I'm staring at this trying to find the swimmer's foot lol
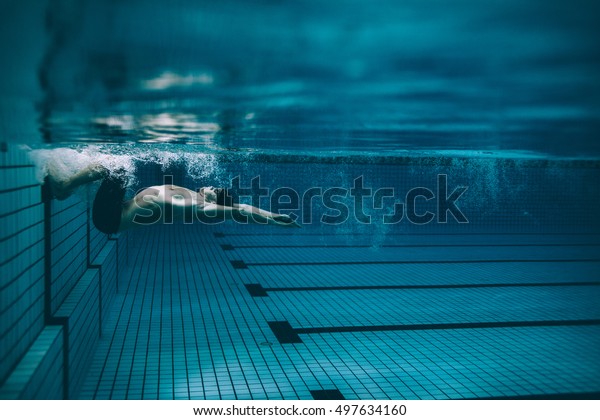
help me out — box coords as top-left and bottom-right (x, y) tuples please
(271, 214), (301, 228)
(44, 160), (69, 200)
(45, 175), (71, 200)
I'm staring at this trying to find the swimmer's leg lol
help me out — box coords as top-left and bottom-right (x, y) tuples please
(47, 163), (108, 200)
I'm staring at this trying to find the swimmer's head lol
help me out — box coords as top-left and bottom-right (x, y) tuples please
(215, 188), (233, 207)
(198, 187), (232, 206)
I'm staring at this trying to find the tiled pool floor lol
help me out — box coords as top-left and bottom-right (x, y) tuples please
(79, 225), (600, 399)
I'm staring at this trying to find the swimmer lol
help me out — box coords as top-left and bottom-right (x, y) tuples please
(44, 162), (300, 234)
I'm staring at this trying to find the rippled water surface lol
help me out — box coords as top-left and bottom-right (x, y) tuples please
(6, 0), (600, 157)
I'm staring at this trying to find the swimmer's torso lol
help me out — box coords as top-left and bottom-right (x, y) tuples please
(149, 185), (215, 208)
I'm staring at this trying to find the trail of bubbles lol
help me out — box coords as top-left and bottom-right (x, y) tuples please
(26, 144), (223, 186)
(27, 145), (137, 185)
(182, 152), (222, 181)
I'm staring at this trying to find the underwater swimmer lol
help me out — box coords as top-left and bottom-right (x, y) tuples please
(44, 163), (300, 234)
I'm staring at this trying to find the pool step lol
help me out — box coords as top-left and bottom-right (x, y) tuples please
(0, 326), (63, 399)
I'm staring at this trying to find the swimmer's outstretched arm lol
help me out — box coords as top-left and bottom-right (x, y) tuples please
(199, 203), (300, 227)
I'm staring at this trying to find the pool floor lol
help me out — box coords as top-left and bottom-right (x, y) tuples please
(79, 225), (600, 399)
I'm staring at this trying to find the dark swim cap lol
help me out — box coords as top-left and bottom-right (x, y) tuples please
(215, 188), (233, 207)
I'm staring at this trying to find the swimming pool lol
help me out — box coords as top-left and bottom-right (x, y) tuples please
(1, 0), (600, 400)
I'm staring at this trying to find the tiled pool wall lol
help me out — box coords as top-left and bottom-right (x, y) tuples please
(1, 145), (599, 399)
(0, 143), (128, 399)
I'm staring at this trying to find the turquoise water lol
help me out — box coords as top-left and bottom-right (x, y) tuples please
(1, 0), (600, 400)
(31, 0), (600, 157)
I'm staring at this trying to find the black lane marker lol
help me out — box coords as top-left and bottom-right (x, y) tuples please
(245, 284), (268, 297)
(220, 244), (234, 251)
(230, 243), (600, 249)
(231, 260), (248, 269)
(245, 281), (600, 297)
(311, 389), (345, 400)
(268, 321), (303, 344)
(213, 232), (600, 237)
(244, 259), (600, 267)
(268, 319), (600, 344)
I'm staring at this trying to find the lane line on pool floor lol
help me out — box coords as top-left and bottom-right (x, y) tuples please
(213, 231), (600, 238)
(220, 243), (600, 250)
(267, 320), (600, 344)
(243, 281), (600, 297)
(229, 258), (600, 269)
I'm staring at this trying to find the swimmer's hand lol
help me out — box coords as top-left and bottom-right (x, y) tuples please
(270, 214), (301, 228)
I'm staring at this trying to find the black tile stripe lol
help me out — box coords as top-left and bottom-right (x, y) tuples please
(49, 201), (81, 218)
(231, 243), (600, 249)
(213, 232), (600, 237)
(0, 237), (44, 268)
(0, 270), (44, 318)
(0, 202), (42, 219)
(245, 259), (600, 267)
(230, 260), (248, 269)
(50, 207), (86, 234)
(42, 196), (70, 399)
(311, 389), (346, 400)
(269, 319), (600, 344)
(0, 164), (35, 169)
(245, 284), (269, 297)
(296, 319), (600, 335)
(50, 220), (86, 252)
(89, 261), (103, 338)
(0, 256), (45, 292)
(268, 321), (302, 344)
(112, 237), (120, 293)
(0, 183), (39, 194)
(245, 281), (600, 297)
(43, 197), (52, 323)
(0, 290), (43, 338)
(0, 218), (44, 244)
(220, 244), (234, 251)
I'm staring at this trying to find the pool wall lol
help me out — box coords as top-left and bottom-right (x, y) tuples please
(0, 144), (126, 399)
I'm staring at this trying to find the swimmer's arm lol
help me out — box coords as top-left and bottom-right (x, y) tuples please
(198, 203), (300, 227)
